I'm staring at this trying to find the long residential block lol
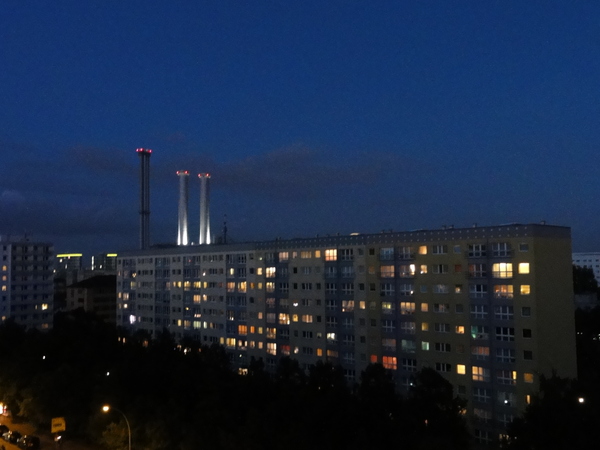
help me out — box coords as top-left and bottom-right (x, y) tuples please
(116, 223), (576, 443)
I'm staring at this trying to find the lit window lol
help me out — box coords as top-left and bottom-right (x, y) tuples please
(457, 364), (466, 375)
(455, 325), (465, 334)
(421, 322), (429, 331)
(400, 302), (415, 314)
(421, 303), (429, 312)
(520, 285), (531, 295)
(381, 302), (394, 314)
(494, 285), (514, 299)
(265, 267), (276, 278)
(382, 356), (397, 370)
(524, 373), (534, 383)
(418, 245), (427, 255)
(380, 265), (395, 278)
(518, 263), (530, 274)
(472, 366), (490, 382)
(472, 346), (490, 360)
(421, 341), (430, 351)
(492, 263), (513, 278)
(278, 313), (290, 325)
(399, 264), (415, 277)
(325, 249), (337, 261)
(497, 370), (517, 385)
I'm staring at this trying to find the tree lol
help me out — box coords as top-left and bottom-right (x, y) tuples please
(507, 374), (600, 449)
(405, 368), (470, 450)
(573, 265), (598, 294)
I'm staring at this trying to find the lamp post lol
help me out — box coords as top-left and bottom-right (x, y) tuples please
(102, 405), (131, 450)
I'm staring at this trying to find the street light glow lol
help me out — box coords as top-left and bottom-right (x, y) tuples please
(101, 404), (131, 450)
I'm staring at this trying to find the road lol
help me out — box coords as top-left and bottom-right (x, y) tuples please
(0, 415), (99, 450)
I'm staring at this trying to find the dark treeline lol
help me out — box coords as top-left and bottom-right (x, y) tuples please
(504, 305), (600, 449)
(0, 309), (470, 450)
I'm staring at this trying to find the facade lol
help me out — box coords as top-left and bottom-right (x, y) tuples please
(92, 252), (118, 271)
(66, 275), (117, 323)
(1, 236), (54, 329)
(116, 223), (577, 443)
(572, 252), (600, 282)
(55, 253), (83, 271)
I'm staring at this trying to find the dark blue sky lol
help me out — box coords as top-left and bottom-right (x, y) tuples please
(1, 1), (599, 260)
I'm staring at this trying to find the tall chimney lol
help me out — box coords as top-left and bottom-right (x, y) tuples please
(198, 173), (211, 245)
(177, 170), (189, 246)
(136, 148), (152, 250)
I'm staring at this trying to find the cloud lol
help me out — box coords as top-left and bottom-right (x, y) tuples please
(0, 189), (26, 205)
(213, 144), (406, 201)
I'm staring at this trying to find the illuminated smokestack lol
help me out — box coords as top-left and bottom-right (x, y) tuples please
(136, 148), (152, 250)
(177, 171), (189, 246)
(198, 173), (211, 245)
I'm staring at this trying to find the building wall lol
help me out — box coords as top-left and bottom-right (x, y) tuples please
(66, 275), (117, 323)
(1, 239), (54, 330)
(572, 252), (600, 282)
(116, 224), (576, 441)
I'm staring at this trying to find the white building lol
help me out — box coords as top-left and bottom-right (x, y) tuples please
(572, 252), (600, 281)
(1, 236), (54, 329)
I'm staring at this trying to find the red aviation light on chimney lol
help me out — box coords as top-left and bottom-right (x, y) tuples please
(177, 170), (189, 175)
(136, 148), (152, 153)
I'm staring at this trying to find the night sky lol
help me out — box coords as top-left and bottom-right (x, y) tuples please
(1, 1), (599, 261)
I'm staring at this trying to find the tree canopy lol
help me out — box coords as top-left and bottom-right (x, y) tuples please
(0, 310), (471, 450)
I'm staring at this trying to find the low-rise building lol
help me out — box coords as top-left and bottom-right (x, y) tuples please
(66, 275), (117, 323)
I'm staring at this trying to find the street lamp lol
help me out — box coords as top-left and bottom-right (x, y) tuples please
(102, 404), (131, 450)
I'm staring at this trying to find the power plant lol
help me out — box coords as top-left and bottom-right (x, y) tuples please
(136, 149), (212, 248)
(176, 170), (189, 246)
(136, 148), (152, 250)
(198, 173), (211, 245)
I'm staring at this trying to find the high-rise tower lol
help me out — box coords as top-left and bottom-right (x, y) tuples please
(137, 148), (152, 250)
(177, 171), (189, 246)
(198, 173), (211, 245)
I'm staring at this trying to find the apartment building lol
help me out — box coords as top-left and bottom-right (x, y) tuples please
(116, 223), (576, 443)
(0, 236), (54, 329)
(66, 274), (117, 324)
(572, 252), (600, 282)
